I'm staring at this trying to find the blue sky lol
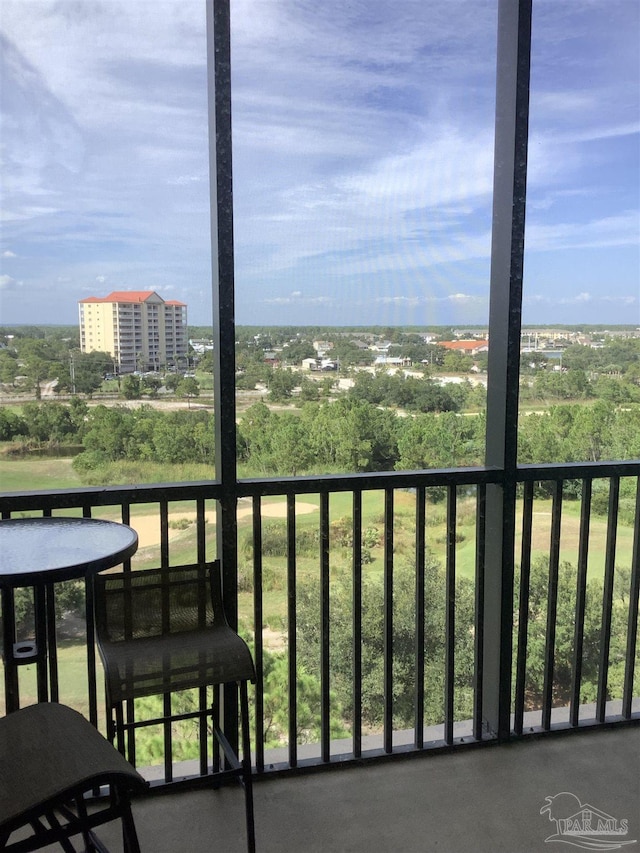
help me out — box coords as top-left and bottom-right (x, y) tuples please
(1, 0), (638, 328)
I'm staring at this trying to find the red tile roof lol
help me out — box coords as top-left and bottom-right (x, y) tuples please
(439, 340), (487, 351)
(79, 291), (186, 306)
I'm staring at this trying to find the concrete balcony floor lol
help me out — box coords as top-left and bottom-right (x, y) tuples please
(89, 724), (638, 853)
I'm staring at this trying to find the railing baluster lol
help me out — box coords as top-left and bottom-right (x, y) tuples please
(414, 486), (426, 749)
(622, 477), (640, 719)
(445, 485), (456, 745)
(542, 480), (563, 731)
(597, 476), (620, 723)
(196, 498), (206, 564)
(252, 496), (265, 772)
(286, 494), (297, 768)
(570, 479), (592, 727)
(160, 500), (169, 569)
(320, 492), (330, 762)
(474, 484), (486, 741)
(383, 488), (394, 754)
(514, 481), (534, 735)
(352, 490), (362, 759)
(1, 587), (19, 713)
(473, 485), (487, 740)
(196, 497), (208, 777)
(120, 503), (135, 761)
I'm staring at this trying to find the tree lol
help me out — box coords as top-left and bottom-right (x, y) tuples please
(57, 350), (110, 396)
(20, 402), (76, 444)
(0, 350), (19, 386)
(0, 408), (28, 440)
(259, 651), (348, 747)
(298, 376), (320, 402)
(150, 411), (214, 464)
(267, 368), (297, 402)
(177, 377), (200, 408)
(18, 338), (65, 399)
(396, 411), (483, 470)
(141, 374), (162, 398)
(237, 402), (273, 473)
(301, 398), (399, 472)
(121, 375), (142, 400)
(515, 557), (606, 709)
(442, 350), (473, 373)
(196, 349), (215, 373)
(281, 340), (316, 364)
(68, 397), (89, 440)
(164, 373), (182, 393)
(81, 405), (136, 460)
(296, 557), (476, 728)
(265, 414), (314, 476)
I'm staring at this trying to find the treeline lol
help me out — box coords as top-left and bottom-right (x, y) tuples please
(0, 402), (215, 468)
(522, 367), (640, 404)
(1, 398), (639, 480)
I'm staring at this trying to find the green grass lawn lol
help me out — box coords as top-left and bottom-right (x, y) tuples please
(0, 641), (107, 726)
(0, 456), (83, 493)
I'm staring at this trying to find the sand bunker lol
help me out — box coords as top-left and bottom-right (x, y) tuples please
(131, 501), (318, 549)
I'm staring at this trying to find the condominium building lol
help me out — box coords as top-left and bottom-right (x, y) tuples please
(79, 290), (188, 373)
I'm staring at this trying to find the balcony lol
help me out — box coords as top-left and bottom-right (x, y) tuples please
(28, 722), (633, 852)
(1, 468), (638, 849)
(1, 0), (638, 849)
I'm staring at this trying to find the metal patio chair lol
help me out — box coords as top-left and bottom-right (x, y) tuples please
(93, 561), (256, 853)
(0, 702), (147, 853)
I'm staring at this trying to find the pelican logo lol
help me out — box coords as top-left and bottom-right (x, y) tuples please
(541, 792), (636, 849)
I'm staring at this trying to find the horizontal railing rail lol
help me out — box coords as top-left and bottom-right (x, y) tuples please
(1, 458), (638, 784)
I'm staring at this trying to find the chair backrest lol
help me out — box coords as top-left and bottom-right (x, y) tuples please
(94, 561), (227, 644)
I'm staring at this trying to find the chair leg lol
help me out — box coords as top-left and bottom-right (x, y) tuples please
(212, 684), (220, 773)
(120, 796), (142, 853)
(239, 680), (256, 853)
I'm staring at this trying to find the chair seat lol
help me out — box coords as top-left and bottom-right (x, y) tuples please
(0, 702), (147, 846)
(100, 623), (256, 704)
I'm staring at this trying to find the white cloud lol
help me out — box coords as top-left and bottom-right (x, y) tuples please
(263, 294), (333, 305)
(375, 292), (485, 306)
(2, 250), (17, 258)
(167, 175), (203, 186)
(525, 291), (638, 307)
(0, 274), (17, 289)
(527, 212), (640, 253)
(601, 295), (637, 305)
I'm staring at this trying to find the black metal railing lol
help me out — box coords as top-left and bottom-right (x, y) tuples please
(1, 460), (638, 783)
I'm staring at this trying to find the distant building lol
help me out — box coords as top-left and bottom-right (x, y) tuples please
(189, 338), (214, 355)
(313, 340), (334, 356)
(302, 357), (337, 371)
(373, 355), (410, 366)
(439, 340), (488, 356)
(79, 290), (187, 373)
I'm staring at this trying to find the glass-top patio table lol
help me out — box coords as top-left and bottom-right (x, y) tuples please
(0, 517), (138, 714)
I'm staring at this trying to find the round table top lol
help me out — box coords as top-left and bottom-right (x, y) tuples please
(0, 517), (138, 587)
